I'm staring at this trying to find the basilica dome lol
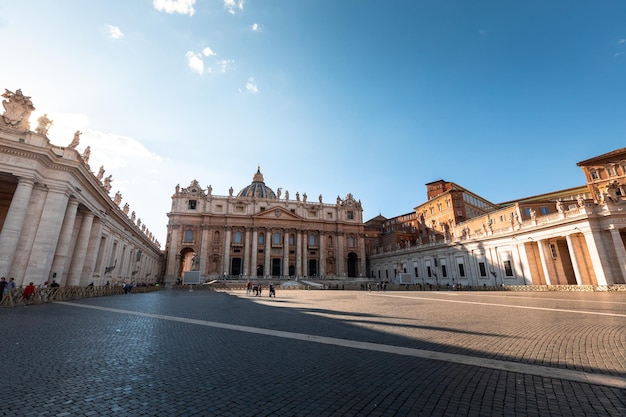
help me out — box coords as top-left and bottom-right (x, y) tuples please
(237, 167), (277, 199)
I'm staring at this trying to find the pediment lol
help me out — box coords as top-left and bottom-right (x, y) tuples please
(253, 206), (302, 220)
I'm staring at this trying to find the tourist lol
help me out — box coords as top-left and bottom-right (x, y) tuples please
(22, 282), (36, 306)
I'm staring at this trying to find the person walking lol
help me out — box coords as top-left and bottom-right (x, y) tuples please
(22, 282), (36, 306)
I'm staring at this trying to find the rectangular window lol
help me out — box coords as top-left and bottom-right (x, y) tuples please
(608, 166), (616, 176)
(478, 262), (487, 277)
(524, 207), (531, 217)
(590, 171), (599, 180)
(503, 260), (513, 277)
(347, 211), (354, 220)
(549, 243), (557, 258)
(458, 263), (465, 277)
(188, 200), (197, 209)
(540, 207), (549, 215)
(235, 206), (244, 213)
(441, 264), (447, 278)
(427, 266), (432, 278)
(414, 266), (419, 278)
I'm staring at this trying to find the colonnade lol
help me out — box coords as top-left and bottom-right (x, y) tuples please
(0, 176), (160, 287)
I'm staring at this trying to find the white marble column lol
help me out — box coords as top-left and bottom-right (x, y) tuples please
(302, 232), (308, 277)
(24, 190), (71, 285)
(81, 218), (104, 286)
(67, 212), (95, 286)
(536, 240), (551, 285)
(49, 198), (80, 285)
(0, 177), (35, 278)
(565, 234), (584, 285)
(222, 227), (232, 276)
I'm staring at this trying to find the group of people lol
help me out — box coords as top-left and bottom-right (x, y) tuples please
(246, 281), (276, 297)
(0, 278), (60, 306)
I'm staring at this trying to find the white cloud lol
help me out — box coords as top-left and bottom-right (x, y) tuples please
(224, 0), (244, 15)
(106, 24), (124, 39)
(185, 51), (204, 74)
(618, 39), (626, 44)
(202, 47), (216, 57)
(29, 111), (173, 246)
(251, 23), (261, 32)
(153, 0), (196, 16)
(245, 77), (258, 93)
(207, 59), (234, 73)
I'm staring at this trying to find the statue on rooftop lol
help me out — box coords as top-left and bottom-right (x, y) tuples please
(1, 88), (35, 130)
(96, 166), (105, 180)
(69, 130), (81, 149)
(35, 114), (53, 136)
(82, 146), (91, 164)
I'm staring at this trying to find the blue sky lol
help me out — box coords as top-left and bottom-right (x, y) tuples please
(1, 1), (625, 247)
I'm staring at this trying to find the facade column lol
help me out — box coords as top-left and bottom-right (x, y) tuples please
(166, 225), (181, 280)
(50, 198), (80, 285)
(359, 233), (367, 278)
(264, 229), (271, 278)
(296, 230), (302, 277)
(243, 227), (251, 277)
(0, 177), (35, 278)
(251, 228), (258, 278)
(67, 212), (95, 286)
(319, 234), (325, 277)
(337, 232), (344, 277)
(536, 239), (552, 285)
(199, 225), (209, 278)
(222, 227), (232, 276)
(609, 227), (626, 284)
(283, 230), (289, 277)
(302, 232), (308, 277)
(565, 234), (584, 285)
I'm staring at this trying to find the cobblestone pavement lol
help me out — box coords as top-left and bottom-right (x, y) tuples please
(1, 288), (625, 416)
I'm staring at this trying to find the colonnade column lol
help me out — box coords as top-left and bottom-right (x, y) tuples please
(50, 198), (80, 285)
(222, 227), (232, 276)
(0, 177), (35, 278)
(609, 227), (626, 284)
(166, 225), (181, 279)
(250, 228), (258, 278)
(565, 234), (584, 285)
(67, 212), (95, 286)
(81, 218), (103, 286)
(23, 190), (71, 285)
(243, 228), (251, 276)
(536, 240), (551, 285)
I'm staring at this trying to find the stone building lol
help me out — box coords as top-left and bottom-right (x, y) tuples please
(0, 87), (162, 287)
(164, 168), (366, 283)
(367, 148), (626, 287)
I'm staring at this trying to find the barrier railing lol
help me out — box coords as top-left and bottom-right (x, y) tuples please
(0, 285), (160, 307)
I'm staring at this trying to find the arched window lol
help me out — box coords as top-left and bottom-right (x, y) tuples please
(273, 232), (281, 245)
(309, 234), (316, 246)
(213, 231), (220, 244)
(184, 229), (193, 243)
(327, 235), (333, 248)
(289, 234), (295, 246)
(258, 233), (264, 244)
(348, 235), (355, 248)
(233, 231), (242, 244)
